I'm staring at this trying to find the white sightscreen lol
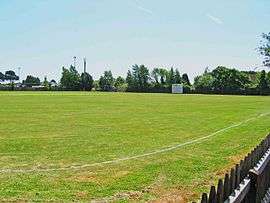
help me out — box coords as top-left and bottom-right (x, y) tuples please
(172, 84), (183, 94)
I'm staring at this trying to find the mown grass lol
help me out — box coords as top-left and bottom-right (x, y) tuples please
(0, 92), (269, 202)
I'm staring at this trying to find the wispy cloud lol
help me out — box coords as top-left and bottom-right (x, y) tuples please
(132, 0), (154, 15)
(206, 13), (223, 25)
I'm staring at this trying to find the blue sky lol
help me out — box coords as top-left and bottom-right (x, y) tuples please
(0, 0), (269, 82)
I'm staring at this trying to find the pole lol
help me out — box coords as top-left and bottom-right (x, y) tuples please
(17, 67), (21, 83)
(83, 58), (87, 91)
(73, 56), (77, 68)
(83, 57), (86, 74)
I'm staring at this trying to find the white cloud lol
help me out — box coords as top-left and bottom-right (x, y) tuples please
(206, 13), (223, 25)
(132, 0), (154, 15)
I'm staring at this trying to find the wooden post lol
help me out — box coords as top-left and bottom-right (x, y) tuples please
(223, 173), (230, 201)
(209, 186), (217, 203)
(197, 134), (270, 203)
(230, 168), (236, 194)
(217, 179), (224, 203)
(242, 156), (248, 178)
(235, 164), (240, 188)
(201, 193), (208, 203)
(248, 169), (259, 203)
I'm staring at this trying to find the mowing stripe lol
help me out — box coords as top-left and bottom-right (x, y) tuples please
(0, 112), (269, 174)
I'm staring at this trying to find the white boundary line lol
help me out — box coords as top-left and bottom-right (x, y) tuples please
(0, 112), (269, 174)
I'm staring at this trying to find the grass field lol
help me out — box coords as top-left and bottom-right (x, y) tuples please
(0, 92), (270, 202)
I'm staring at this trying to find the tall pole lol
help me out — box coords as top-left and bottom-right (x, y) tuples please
(83, 57), (87, 91)
(73, 56), (77, 68)
(83, 57), (86, 74)
(17, 67), (21, 83)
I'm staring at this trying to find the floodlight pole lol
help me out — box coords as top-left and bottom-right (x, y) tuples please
(17, 67), (21, 83)
(83, 57), (86, 74)
(73, 56), (77, 68)
(83, 57), (87, 91)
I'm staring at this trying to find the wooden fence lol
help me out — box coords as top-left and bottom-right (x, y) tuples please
(198, 134), (270, 203)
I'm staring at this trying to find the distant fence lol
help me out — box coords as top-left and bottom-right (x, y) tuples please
(198, 134), (270, 203)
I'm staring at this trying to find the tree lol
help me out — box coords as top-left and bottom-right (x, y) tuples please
(211, 66), (250, 93)
(43, 76), (49, 89)
(167, 68), (175, 85)
(258, 70), (268, 93)
(151, 68), (168, 86)
(126, 70), (134, 90)
(241, 71), (258, 88)
(50, 79), (57, 87)
(267, 71), (270, 87)
(93, 80), (99, 90)
(133, 64), (150, 91)
(204, 67), (210, 74)
(23, 75), (41, 87)
(115, 76), (125, 88)
(99, 70), (114, 91)
(60, 65), (81, 90)
(174, 69), (182, 84)
(151, 68), (160, 85)
(194, 73), (214, 92)
(5, 70), (19, 83)
(182, 73), (191, 86)
(259, 33), (270, 67)
(126, 65), (150, 91)
(114, 76), (126, 92)
(159, 68), (168, 85)
(81, 72), (94, 91)
(50, 79), (57, 84)
(60, 67), (70, 89)
(0, 72), (5, 82)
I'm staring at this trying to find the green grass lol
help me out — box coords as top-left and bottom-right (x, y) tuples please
(0, 92), (269, 202)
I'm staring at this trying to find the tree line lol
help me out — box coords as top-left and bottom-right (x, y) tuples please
(194, 67), (270, 95)
(0, 32), (269, 95)
(0, 70), (19, 83)
(96, 65), (191, 93)
(1, 64), (269, 95)
(62, 64), (270, 95)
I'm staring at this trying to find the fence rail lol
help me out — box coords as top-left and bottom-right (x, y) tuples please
(198, 134), (270, 203)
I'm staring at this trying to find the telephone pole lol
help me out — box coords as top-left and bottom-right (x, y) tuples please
(83, 57), (87, 91)
(73, 56), (77, 68)
(83, 57), (87, 74)
(17, 67), (21, 83)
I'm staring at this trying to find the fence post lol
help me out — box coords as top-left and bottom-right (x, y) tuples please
(216, 179), (223, 203)
(209, 186), (217, 203)
(235, 164), (240, 188)
(248, 169), (260, 203)
(197, 135), (270, 203)
(223, 173), (230, 201)
(230, 168), (236, 194)
(201, 193), (208, 203)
